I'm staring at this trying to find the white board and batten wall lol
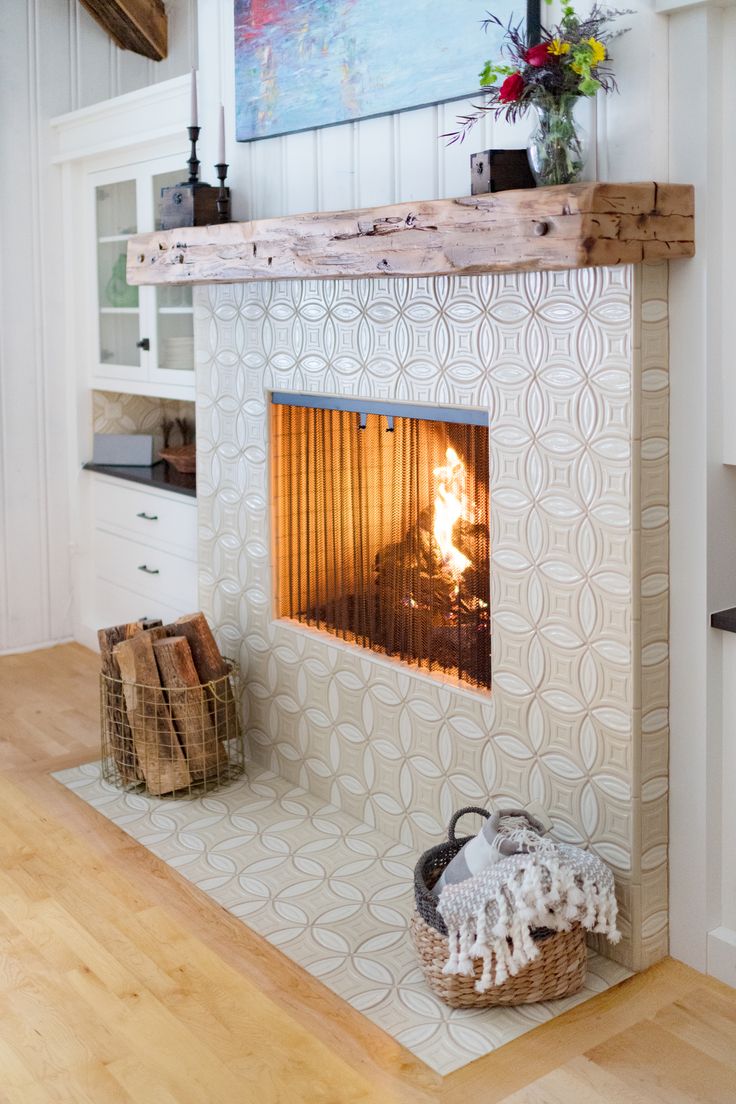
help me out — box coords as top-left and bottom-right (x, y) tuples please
(5, 0), (736, 986)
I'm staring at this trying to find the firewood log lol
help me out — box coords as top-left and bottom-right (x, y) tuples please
(152, 635), (228, 780)
(98, 622), (142, 783)
(113, 632), (191, 795)
(172, 612), (239, 738)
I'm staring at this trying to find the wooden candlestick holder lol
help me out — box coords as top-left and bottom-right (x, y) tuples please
(215, 163), (231, 223)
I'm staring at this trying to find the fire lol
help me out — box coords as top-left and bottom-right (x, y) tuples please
(433, 447), (472, 585)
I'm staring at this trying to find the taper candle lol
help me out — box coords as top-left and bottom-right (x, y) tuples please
(190, 68), (198, 128)
(218, 104), (226, 164)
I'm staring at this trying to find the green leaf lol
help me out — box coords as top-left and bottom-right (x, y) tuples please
(579, 75), (601, 96)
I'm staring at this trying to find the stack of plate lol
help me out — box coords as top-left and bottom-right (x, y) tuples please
(161, 335), (194, 371)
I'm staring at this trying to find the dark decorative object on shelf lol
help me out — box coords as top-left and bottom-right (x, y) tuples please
(470, 148), (536, 194)
(160, 415), (194, 449)
(161, 417), (175, 448)
(159, 125), (222, 230)
(175, 416), (195, 445)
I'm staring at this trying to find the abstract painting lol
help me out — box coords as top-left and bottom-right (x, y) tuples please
(234, 0), (525, 142)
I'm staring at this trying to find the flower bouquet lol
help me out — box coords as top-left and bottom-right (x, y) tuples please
(448, 3), (628, 187)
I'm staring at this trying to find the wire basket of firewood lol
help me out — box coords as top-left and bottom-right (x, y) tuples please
(98, 613), (245, 797)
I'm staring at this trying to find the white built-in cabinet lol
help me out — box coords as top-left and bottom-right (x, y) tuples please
(91, 156), (195, 398)
(90, 473), (198, 630)
(53, 77), (199, 647)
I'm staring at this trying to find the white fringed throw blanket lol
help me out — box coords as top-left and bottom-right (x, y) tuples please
(437, 837), (621, 992)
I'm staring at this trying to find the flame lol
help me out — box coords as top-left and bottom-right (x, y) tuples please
(433, 447), (472, 585)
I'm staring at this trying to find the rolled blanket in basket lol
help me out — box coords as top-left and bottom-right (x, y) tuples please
(437, 839), (620, 993)
(433, 808), (548, 894)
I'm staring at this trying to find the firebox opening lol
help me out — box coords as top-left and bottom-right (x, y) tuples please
(271, 395), (491, 692)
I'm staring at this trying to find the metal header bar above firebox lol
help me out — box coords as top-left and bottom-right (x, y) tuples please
(270, 393), (489, 428)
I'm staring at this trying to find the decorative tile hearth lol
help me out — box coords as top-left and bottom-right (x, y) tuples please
(194, 262), (669, 971)
(54, 761), (630, 1075)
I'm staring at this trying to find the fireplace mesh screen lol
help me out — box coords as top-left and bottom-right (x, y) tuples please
(272, 402), (491, 691)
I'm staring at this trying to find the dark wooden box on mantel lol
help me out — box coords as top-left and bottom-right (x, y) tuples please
(470, 149), (536, 195)
(159, 182), (229, 230)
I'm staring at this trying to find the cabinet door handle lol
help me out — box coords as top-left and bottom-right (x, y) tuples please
(136, 511), (158, 520)
(137, 564), (159, 575)
(136, 337), (150, 351)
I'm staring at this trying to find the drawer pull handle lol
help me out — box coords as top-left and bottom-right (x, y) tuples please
(136, 511), (158, 521)
(137, 564), (160, 575)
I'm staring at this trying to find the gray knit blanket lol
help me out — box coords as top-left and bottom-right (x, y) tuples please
(437, 837), (620, 992)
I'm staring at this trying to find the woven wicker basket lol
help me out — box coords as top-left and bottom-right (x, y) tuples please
(411, 806), (589, 1008)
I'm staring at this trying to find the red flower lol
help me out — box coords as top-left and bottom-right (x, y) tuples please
(525, 42), (550, 67)
(498, 73), (525, 103)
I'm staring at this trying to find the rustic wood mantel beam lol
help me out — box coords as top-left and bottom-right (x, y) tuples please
(126, 182), (694, 286)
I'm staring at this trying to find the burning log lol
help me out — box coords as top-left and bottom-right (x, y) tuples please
(374, 509), (490, 685)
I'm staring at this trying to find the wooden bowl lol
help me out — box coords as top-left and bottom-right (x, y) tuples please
(159, 443), (196, 473)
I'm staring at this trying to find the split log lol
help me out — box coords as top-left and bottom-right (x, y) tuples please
(172, 612), (239, 737)
(373, 513), (491, 690)
(153, 636), (228, 780)
(98, 622), (142, 783)
(113, 633), (191, 795)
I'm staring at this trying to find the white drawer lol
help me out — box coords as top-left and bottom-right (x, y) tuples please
(93, 577), (187, 630)
(94, 528), (198, 610)
(93, 476), (197, 560)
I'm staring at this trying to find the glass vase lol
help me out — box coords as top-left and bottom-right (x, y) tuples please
(527, 97), (587, 187)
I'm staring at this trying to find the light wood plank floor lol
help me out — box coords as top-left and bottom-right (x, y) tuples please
(1, 643), (734, 1103)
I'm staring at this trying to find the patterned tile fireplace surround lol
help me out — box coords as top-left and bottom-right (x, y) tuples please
(193, 261), (669, 974)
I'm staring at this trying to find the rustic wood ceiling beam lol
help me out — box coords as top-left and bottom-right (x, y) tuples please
(126, 182), (694, 286)
(78, 0), (167, 62)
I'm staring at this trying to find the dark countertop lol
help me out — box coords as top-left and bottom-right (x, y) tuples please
(83, 460), (196, 498)
(711, 607), (736, 632)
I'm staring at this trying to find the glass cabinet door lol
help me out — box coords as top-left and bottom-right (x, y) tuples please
(151, 169), (194, 382)
(95, 179), (142, 372)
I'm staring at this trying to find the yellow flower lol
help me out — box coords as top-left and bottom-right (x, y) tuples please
(548, 38), (570, 56)
(587, 37), (606, 65)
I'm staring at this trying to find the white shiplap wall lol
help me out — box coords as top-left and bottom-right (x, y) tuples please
(0, 0), (196, 653)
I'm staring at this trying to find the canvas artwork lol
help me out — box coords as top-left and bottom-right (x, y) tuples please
(234, 0), (523, 142)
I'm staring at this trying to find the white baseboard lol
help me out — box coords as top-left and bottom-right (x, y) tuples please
(74, 623), (100, 653)
(0, 635), (74, 657)
(707, 926), (736, 988)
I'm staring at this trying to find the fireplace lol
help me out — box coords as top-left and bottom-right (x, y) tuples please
(271, 395), (491, 691)
(189, 260), (671, 972)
